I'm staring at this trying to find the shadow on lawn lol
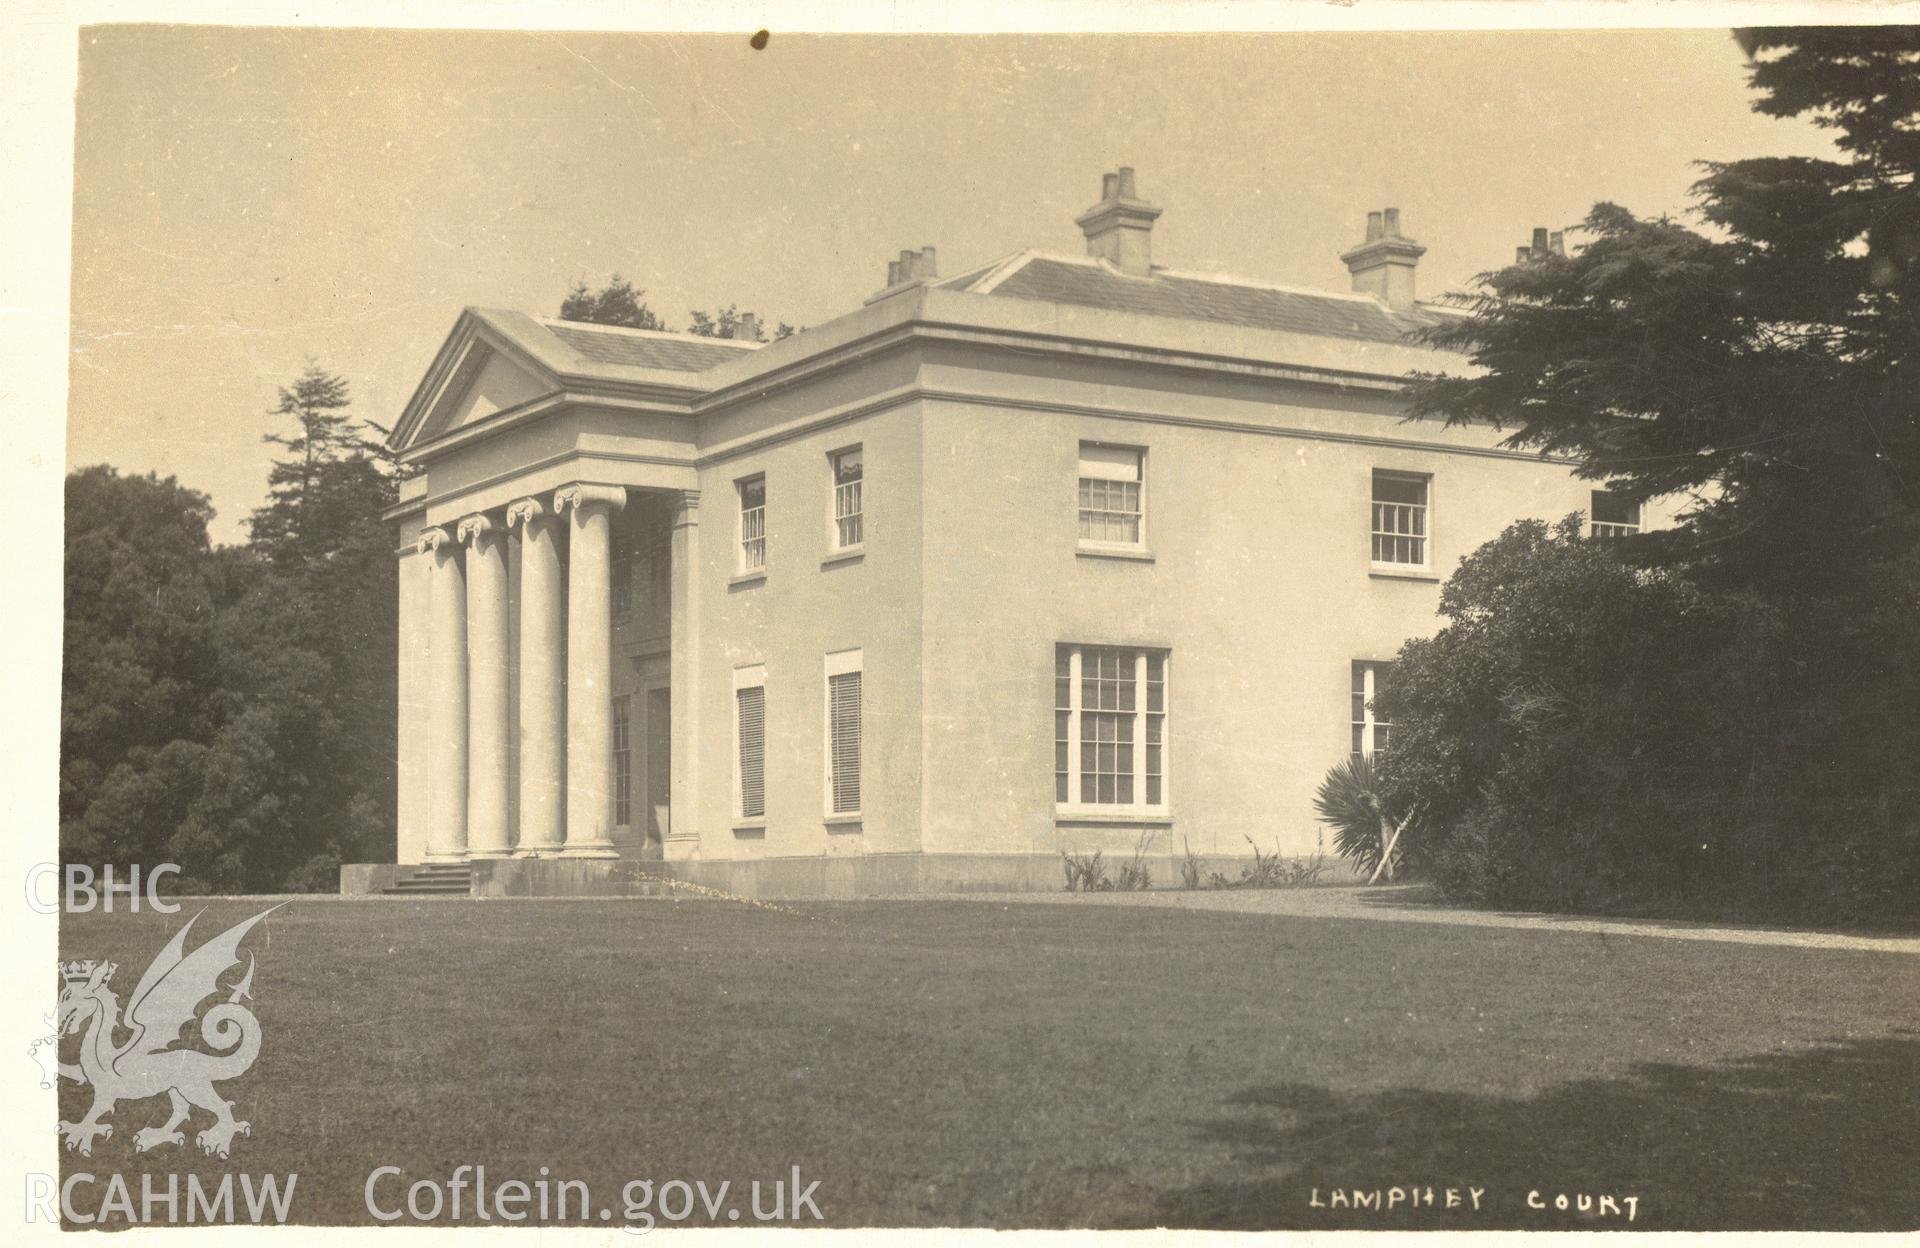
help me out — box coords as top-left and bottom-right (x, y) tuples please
(1349, 882), (1920, 939)
(1144, 1034), (1920, 1232)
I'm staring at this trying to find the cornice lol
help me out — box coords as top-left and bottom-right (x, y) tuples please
(685, 316), (1424, 421)
(914, 389), (1565, 467)
(394, 303), (1467, 472)
(692, 383), (1557, 470)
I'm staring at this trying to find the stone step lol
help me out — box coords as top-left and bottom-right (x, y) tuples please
(382, 864), (474, 897)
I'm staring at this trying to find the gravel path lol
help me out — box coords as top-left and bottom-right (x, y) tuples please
(910, 884), (1920, 955)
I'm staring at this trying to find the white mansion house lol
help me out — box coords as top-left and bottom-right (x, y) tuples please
(348, 170), (1664, 898)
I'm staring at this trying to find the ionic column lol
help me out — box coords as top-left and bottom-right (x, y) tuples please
(555, 483), (627, 857)
(419, 527), (468, 861)
(507, 497), (565, 856)
(394, 534), (432, 863)
(458, 513), (512, 858)
(667, 488), (701, 853)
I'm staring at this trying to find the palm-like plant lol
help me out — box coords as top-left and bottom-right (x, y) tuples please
(1314, 754), (1418, 882)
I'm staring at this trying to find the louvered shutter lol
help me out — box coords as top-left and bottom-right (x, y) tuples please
(828, 671), (862, 814)
(737, 685), (766, 819)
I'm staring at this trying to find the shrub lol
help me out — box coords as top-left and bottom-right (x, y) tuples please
(1113, 831), (1153, 892)
(1061, 849), (1108, 893)
(1313, 753), (1413, 880)
(1063, 836), (1154, 893)
(1376, 517), (1920, 927)
(1178, 837), (1203, 890)
(1201, 837), (1326, 890)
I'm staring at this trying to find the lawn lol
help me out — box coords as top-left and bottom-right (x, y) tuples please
(57, 895), (1918, 1230)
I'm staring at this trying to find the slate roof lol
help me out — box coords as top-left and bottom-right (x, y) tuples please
(950, 253), (1452, 346)
(540, 320), (758, 373)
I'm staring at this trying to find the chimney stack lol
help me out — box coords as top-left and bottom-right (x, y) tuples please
(1340, 207), (1427, 309)
(867, 246), (941, 304)
(884, 246), (938, 288)
(1515, 227), (1568, 262)
(1076, 166), (1163, 277)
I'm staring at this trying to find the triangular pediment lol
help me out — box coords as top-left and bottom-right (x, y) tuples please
(392, 310), (567, 452)
(427, 345), (552, 440)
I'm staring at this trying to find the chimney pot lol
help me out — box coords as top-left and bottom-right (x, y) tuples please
(887, 260), (901, 286)
(918, 246), (938, 278)
(739, 312), (761, 342)
(1116, 166), (1137, 199)
(1516, 246), (1532, 264)
(1366, 211), (1385, 242)
(1383, 208), (1402, 237)
(1531, 227), (1550, 256)
(1101, 172), (1118, 200)
(1549, 230), (1566, 257)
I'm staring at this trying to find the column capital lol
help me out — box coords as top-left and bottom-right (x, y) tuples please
(670, 488), (701, 529)
(554, 483), (628, 516)
(416, 525), (456, 554)
(504, 496), (548, 530)
(455, 513), (498, 545)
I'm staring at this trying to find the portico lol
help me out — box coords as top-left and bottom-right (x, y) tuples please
(381, 306), (752, 869)
(405, 480), (704, 862)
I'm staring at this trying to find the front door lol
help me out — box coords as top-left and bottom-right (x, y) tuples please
(645, 687), (671, 843)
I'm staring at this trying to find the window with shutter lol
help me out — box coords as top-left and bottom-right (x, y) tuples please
(825, 651), (862, 816)
(736, 684), (766, 820)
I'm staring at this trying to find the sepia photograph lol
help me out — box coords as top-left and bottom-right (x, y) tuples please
(12, 4), (1919, 1238)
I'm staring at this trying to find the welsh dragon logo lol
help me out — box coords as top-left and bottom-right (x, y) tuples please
(55, 906), (279, 1159)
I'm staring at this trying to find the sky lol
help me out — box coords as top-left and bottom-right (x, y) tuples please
(66, 26), (1839, 545)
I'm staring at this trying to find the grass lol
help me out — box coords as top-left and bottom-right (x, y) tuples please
(58, 896), (1918, 1230)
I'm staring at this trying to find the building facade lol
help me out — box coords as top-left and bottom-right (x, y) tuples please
(373, 170), (1670, 896)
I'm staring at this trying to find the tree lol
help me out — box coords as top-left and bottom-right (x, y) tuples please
(686, 304), (797, 341)
(1410, 28), (1917, 599)
(60, 468), (226, 869)
(65, 366), (404, 891)
(687, 305), (754, 340)
(1384, 29), (1920, 925)
(1313, 753), (1419, 882)
(559, 276), (665, 330)
(560, 275), (796, 339)
(1363, 517), (1912, 919)
(238, 364), (401, 884)
(250, 363), (393, 567)
(1737, 28), (1920, 292)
